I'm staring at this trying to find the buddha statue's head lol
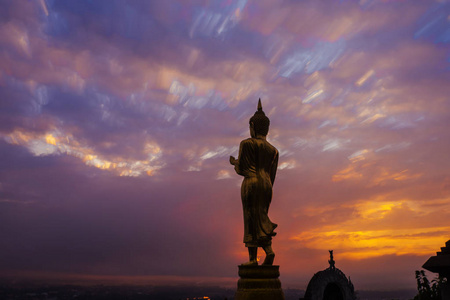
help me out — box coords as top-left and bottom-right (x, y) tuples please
(249, 99), (270, 137)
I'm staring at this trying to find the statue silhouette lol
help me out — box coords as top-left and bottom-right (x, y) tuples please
(230, 99), (279, 266)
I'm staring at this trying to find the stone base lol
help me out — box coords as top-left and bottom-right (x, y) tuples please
(235, 265), (285, 300)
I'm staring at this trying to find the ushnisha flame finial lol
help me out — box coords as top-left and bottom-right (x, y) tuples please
(258, 98), (262, 112)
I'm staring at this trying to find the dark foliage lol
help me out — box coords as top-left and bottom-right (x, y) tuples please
(413, 270), (446, 300)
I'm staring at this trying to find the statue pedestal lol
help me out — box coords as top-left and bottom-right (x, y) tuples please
(235, 265), (285, 300)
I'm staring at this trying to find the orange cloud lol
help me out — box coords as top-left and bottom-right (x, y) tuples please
(3, 129), (163, 177)
(289, 198), (450, 260)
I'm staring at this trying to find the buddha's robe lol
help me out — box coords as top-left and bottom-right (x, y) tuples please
(234, 137), (279, 247)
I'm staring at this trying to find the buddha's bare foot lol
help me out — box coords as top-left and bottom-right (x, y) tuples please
(241, 260), (258, 266)
(262, 253), (275, 265)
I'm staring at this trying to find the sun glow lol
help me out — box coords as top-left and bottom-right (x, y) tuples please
(292, 227), (450, 259)
(291, 198), (450, 260)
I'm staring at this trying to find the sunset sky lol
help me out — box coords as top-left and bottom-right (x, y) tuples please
(1, 0), (450, 292)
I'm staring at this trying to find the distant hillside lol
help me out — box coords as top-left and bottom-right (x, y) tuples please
(356, 289), (416, 300)
(0, 283), (417, 300)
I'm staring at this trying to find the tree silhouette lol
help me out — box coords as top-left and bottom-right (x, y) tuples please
(414, 270), (445, 300)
